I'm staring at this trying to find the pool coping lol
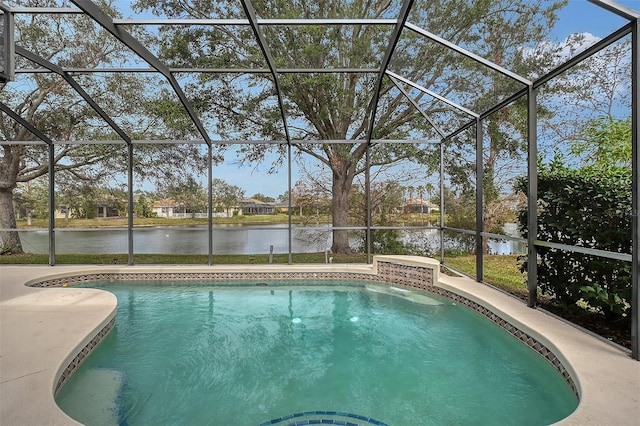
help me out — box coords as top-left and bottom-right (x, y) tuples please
(1, 259), (639, 425)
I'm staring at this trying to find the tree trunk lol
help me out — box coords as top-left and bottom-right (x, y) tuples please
(330, 159), (355, 254)
(0, 145), (24, 254)
(0, 188), (24, 254)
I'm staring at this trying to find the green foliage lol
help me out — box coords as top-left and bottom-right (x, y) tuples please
(251, 193), (276, 203)
(515, 164), (632, 324)
(157, 176), (208, 214)
(357, 229), (411, 255)
(579, 284), (626, 319)
(350, 180), (412, 254)
(13, 181), (49, 220)
(211, 178), (245, 216)
(571, 117), (632, 169)
(440, 188), (476, 253)
(134, 194), (154, 218)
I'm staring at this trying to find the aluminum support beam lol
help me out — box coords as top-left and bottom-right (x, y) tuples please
(0, 100), (56, 263)
(366, 0), (415, 146)
(239, 0), (291, 145)
(287, 143), (292, 265)
(0, 141), (46, 146)
(630, 16), (639, 360)
(2, 140), (126, 145)
(174, 67), (379, 74)
(534, 23), (632, 89)
(444, 227), (478, 236)
(440, 142), (445, 263)
(386, 71), (479, 118)
(533, 240), (632, 263)
(475, 118), (484, 281)
(480, 87), (528, 121)
(404, 22), (531, 86)
(127, 144), (133, 265)
(443, 118), (476, 142)
(0, 102), (53, 145)
(366, 147), (372, 263)
(588, 0), (640, 20)
(69, 0), (212, 147)
(47, 143), (55, 265)
(15, 46), (131, 144)
(527, 87), (538, 308)
(45, 143), (54, 265)
(388, 75), (447, 139)
(208, 145), (214, 266)
(2, 138), (441, 145)
(17, 67), (381, 74)
(292, 139), (440, 144)
(7, 7), (82, 14)
(113, 18), (397, 26)
(1, 8), (15, 82)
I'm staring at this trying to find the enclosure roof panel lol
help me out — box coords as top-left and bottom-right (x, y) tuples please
(1, 0), (638, 145)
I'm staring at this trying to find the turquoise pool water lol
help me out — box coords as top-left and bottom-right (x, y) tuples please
(56, 281), (578, 425)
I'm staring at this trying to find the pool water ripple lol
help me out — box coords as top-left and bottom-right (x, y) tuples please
(56, 282), (578, 425)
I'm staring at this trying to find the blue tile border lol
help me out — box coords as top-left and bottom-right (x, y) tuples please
(258, 410), (388, 426)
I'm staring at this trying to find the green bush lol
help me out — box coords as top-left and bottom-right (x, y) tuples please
(515, 165), (632, 324)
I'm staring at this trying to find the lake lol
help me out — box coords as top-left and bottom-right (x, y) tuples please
(16, 224), (522, 255)
(18, 224), (331, 255)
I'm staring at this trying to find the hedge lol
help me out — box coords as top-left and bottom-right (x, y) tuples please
(515, 166), (632, 324)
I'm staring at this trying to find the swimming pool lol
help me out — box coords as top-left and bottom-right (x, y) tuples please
(55, 281), (577, 425)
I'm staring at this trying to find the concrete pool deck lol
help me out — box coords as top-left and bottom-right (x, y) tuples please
(1, 264), (639, 425)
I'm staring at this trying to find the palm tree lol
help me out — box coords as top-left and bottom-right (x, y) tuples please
(417, 186), (425, 214)
(426, 183), (435, 206)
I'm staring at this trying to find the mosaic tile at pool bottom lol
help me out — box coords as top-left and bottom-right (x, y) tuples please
(259, 410), (388, 426)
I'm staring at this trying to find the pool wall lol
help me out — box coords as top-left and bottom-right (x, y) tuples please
(53, 317), (115, 395)
(27, 256), (580, 398)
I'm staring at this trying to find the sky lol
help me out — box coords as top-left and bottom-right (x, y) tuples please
(206, 0), (640, 198)
(106, 0), (639, 198)
(553, 0), (640, 39)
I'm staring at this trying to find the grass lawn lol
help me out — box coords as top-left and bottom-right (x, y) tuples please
(0, 252), (369, 265)
(443, 254), (528, 298)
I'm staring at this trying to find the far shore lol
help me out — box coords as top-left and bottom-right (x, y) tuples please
(15, 213), (440, 229)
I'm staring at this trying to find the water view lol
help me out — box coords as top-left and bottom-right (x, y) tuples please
(16, 224), (523, 256)
(18, 224), (330, 255)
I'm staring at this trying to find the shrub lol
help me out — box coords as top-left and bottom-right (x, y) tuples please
(515, 165), (632, 324)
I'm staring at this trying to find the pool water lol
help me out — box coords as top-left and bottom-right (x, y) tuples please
(56, 281), (578, 425)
